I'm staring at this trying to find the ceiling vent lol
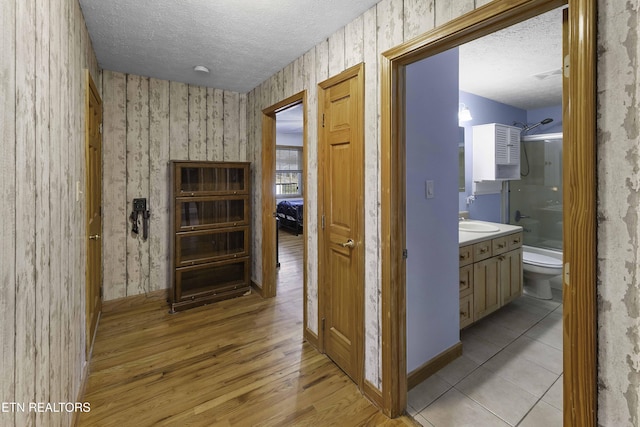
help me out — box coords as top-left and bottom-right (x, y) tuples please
(532, 68), (562, 80)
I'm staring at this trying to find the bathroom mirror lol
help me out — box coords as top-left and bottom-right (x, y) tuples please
(459, 127), (465, 192)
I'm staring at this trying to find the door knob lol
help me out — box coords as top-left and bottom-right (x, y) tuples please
(89, 234), (101, 240)
(340, 239), (355, 248)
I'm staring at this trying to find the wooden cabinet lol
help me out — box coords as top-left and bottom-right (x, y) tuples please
(459, 230), (523, 328)
(170, 161), (251, 312)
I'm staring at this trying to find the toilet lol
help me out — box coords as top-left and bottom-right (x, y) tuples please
(522, 245), (563, 299)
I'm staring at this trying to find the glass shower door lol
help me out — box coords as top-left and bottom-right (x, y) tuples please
(508, 133), (563, 250)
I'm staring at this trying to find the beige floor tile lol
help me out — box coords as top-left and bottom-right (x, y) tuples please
(518, 294), (561, 312)
(542, 375), (563, 410)
(419, 388), (510, 427)
(408, 374), (452, 412)
(460, 333), (502, 365)
(503, 335), (563, 375)
(553, 303), (563, 315)
(434, 354), (479, 386)
(455, 366), (538, 426)
(412, 413), (435, 427)
(463, 318), (522, 349)
(483, 349), (559, 397)
(487, 307), (544, 334)
(525, 318), (563, 350)
(518, 400), (563, 427)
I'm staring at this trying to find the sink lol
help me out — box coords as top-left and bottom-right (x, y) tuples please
(459, 221), (500, 233)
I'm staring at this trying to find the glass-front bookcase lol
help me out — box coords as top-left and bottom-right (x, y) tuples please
(169, 161), (251, 312)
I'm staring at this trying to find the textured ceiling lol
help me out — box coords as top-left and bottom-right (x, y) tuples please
(459, 7), (564, 110)
(78, 0), (381, 93)
(79, 1), (563, 110)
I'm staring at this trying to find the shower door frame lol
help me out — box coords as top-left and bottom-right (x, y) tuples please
(379, 0), (597, 424)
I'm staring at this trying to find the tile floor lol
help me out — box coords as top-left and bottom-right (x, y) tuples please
(408, 289), (563, 426)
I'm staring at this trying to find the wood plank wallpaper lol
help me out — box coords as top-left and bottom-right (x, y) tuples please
(0, 0), (99, 426)
(101, 71), (247, 300)
(246, 0), (487, 390)
(0, 0), (634, 421)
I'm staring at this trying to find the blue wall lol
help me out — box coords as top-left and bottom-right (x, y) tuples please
(527, 105), (563, 135)
(405, 48), (460, 373)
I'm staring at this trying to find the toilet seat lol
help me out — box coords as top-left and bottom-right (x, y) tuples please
(523, 251), (562, 268)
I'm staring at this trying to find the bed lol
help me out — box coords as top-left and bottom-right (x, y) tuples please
(277, 199), (303, 235)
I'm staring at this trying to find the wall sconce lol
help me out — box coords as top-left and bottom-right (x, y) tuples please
(458, 103), (472, 122)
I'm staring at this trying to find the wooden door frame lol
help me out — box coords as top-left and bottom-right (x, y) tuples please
(379, 0), (597, 424)
(260, 91), (314, 342)
(84, 70), (103, 359)
(317, 63), (366, 386)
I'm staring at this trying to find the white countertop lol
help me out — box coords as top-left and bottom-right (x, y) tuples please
(459, 220), (523, 246)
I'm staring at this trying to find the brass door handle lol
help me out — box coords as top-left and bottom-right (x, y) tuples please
(340, 239), (355, 248)
(89, 234), (101, 240)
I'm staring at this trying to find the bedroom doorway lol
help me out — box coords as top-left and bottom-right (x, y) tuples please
(274, 104), (305, 295)
(260, 92), (307, 311)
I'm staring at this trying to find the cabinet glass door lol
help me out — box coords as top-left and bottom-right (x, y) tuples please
(176, 227), (248, 266)
(175, 259), (248, 300)
(177, 196), (248, 231)
(178, 164), (247, 195)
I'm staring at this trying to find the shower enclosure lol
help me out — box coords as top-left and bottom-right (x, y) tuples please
(508, 132), (563, 250)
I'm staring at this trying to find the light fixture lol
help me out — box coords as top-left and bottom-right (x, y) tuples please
(458, 103), (472, 122)
(193, 65), (210, 73)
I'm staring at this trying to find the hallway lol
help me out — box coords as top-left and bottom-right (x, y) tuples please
(78, 230), (415, 426)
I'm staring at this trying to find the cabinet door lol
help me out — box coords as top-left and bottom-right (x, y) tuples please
(506, 127), (520, 165)
(174, 258), (249, 302)
(494, 125), (510, 165)
(473, 257), (501, 320)
(176, 226), (249, 267)
(500, 249), (523, 305)
(176, 196), (249, 231)
(176, 163), (249, 196)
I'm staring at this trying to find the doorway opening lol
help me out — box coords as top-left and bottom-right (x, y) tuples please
(404, 8), (565, 424)
(380, 0), (596, 424)
(260, 91), (312, 343)
(274, 104), (305, 295)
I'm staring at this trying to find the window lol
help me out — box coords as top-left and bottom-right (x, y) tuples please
(276, 147), (303, 197)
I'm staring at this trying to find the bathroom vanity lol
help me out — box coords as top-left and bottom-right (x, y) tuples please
(459, 221), (523, 328)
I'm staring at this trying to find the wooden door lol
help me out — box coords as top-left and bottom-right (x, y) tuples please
(318, 64), (364, 384)
(85, 72), (102, 357)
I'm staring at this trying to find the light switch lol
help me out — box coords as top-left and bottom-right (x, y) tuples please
(426, 180), (434, 199)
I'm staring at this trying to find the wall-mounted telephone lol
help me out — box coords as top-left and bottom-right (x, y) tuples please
(130, 198), (150, 240)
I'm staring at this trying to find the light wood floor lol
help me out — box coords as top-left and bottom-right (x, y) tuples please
(78, 231), (416, 426)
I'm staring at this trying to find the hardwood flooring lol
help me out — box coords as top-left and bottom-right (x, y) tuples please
(78, 230), (416, 426)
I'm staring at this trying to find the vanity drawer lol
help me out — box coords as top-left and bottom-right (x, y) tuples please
(507, 232), (523, 250)
(473, 240), (492, 262)
(459, 245), (473, 267)
(459, 264), (473, 296)
(460, 294), (474, 329)
(492, 236), (509, 255)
